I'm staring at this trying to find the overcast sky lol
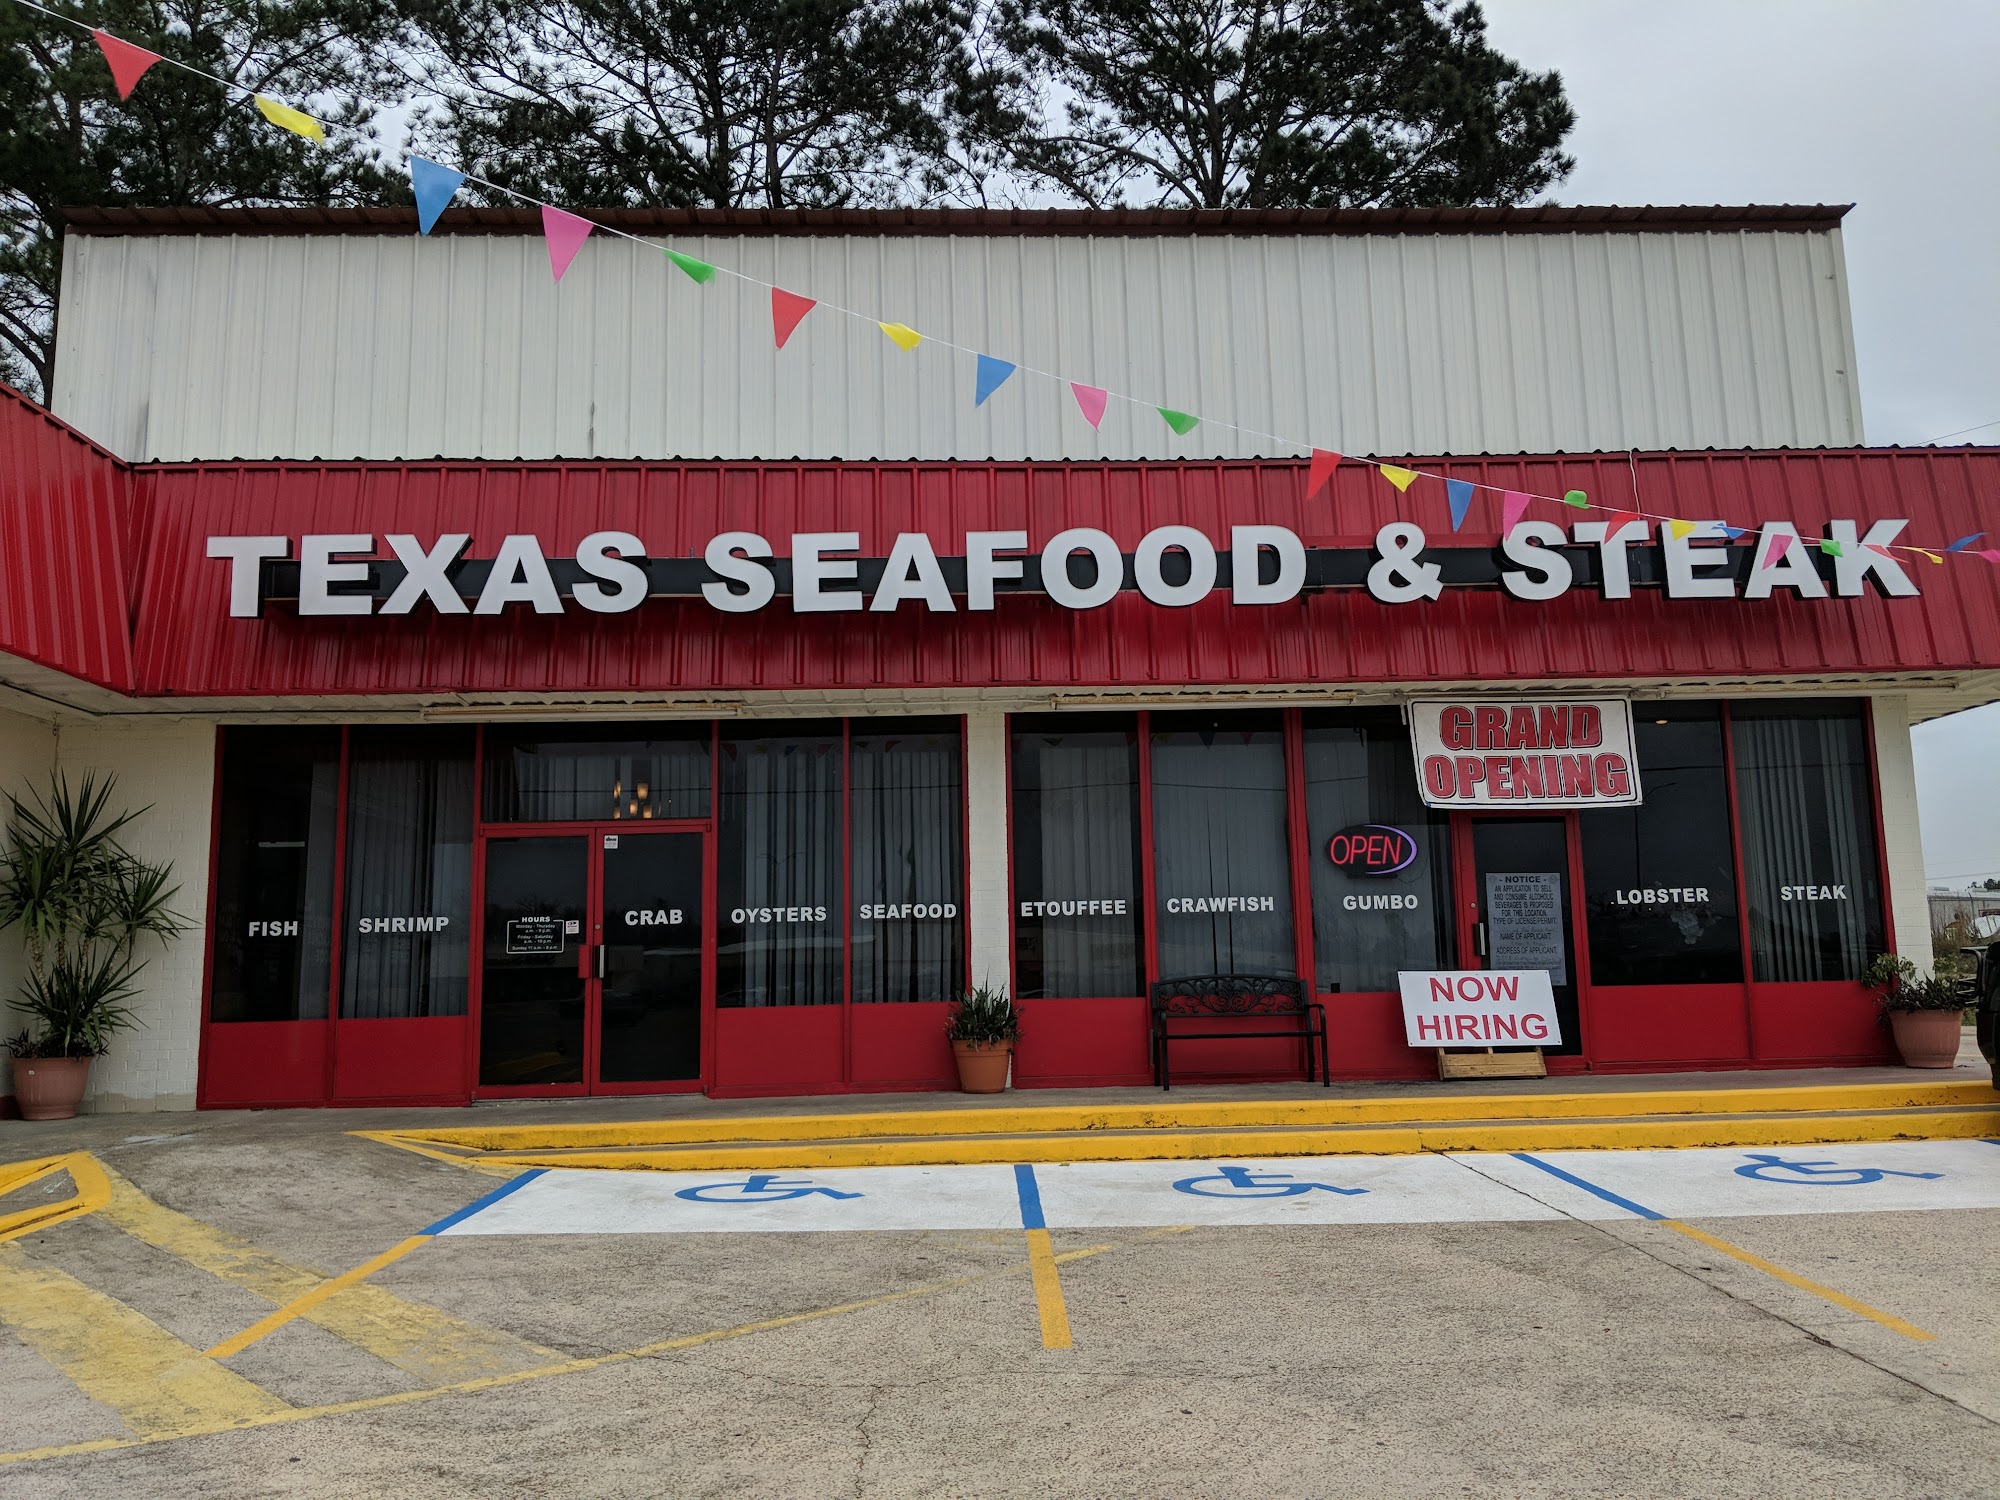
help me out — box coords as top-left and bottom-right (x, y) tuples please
(1481, 0), (2000, 888)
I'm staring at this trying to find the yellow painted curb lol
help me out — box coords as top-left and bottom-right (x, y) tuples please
(364, 1106), (2000, 1172)
(0, 1154), (110, 1244)
(354, 1079), (1999, 1156)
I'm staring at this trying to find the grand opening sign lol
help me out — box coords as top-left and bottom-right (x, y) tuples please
(1409, 698), (1640, 808)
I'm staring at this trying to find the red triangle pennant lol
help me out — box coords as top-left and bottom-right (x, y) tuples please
(93, 30), (161, 100)
(1604, 511), (1648, 537)
(1305, 448), (1341, 498)
(772, 288), (816, 349)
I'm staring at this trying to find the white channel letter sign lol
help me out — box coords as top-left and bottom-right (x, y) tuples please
(204, 519), (1920, 620)
(1408, 698), (1640, 809)
(1398, 970), (1562, 1048)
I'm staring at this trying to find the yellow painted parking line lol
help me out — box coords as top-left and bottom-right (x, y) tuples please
(0, 1231), (1129, 1469)
(1024, 1229), (1073, 1350)
(94, 1163), (560, 1383)
(0, 1242), (290, 1436)
(205, 1235), (431, 1360)
(0, 1154), (110, 1245)
(1660, 1219), (1935, 1342)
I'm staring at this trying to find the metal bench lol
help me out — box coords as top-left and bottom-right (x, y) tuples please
(1149, 975), (1329, 1090)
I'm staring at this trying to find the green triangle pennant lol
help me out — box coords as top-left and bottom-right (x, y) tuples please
(664, 248), (716, 284)
(1561, 489), (1590, 508)
(1158, 407), (1198, 436)
(1818, 537), (1844, 556)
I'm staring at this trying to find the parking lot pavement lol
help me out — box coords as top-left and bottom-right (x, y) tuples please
(1, 1121), (1997, 1497)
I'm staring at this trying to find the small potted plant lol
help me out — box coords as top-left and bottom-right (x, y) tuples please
(1, 774), (183, 1120)
(1863, 953), (1968, 1069)
(945, 983), (1018, 1093)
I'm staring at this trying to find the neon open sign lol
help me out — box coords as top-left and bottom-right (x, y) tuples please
(1326, 824), (1418, 876)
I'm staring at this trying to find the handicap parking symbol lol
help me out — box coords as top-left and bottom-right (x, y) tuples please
(1171, 1164), (1368, 1199)
(674, 1173), (866, 1203)
(1732, 1152), (1943, 1187)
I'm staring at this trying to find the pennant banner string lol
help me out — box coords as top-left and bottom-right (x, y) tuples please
(9, 0), (1995, 575)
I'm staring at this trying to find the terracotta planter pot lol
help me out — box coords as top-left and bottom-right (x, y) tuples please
(1888, 1009), (1963, 1069)
(951, 1040), (1012, 1093)
(11, 1056), (92, 1121)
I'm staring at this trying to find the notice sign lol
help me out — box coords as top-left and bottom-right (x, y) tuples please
(1399, 970), (1562, 1047)
(505, 915), (565, 955)
(1409, 698), (1639, 808)
(1485, 872), (1568, 985)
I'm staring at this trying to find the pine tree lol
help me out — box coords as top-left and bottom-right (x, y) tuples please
(999, 0), (1574, 209)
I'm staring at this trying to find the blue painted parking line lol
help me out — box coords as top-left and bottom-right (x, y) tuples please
(1510, 1153), (1663, 1220)
(1013, 1164), (1047, 1230)
(419, 1169), (548, 1235)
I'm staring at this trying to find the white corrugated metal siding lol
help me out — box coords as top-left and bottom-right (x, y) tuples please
(52, 225), (1863, 463)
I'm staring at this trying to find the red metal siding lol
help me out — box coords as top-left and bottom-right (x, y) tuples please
(123, 450), (2000, 699)
(0, 387), (135, 690)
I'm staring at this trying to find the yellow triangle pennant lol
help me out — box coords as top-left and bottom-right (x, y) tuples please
(1378, 465), (1419, 493)
(1912, 548), (1943, 564)
(878, 321), (923, 352)
(1667, 518), (1698, 540)
(254, 94), (325, 143)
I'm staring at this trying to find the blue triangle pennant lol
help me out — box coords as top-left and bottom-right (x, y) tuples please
(974, 353), (1017, 407)
(410, 156), (466, 236)
(1945, 532), (1985, 552)
(1445, 478), (1475, 533)
(1722, 526), (1750, 542)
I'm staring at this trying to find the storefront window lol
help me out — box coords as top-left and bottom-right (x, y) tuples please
(1010, 714), (1145, 999)
(209, 728), (338, 1022)
(341, 728), (474, 1019)
(850, 720), (964, 1003)
(1579, 703), (1741, 986)
(1732, 700), (1884, 982)
(1303, 709), (1454, 992)
(483, 724), (710, 822)
(717, 723), (843, 1006)
(1151, 712), (1295, 978)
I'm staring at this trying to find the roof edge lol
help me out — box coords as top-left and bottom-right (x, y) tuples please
(60, 203), (1855, 239)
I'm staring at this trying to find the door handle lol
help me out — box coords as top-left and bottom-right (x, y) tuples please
(596, 943), (608, 980)
(1475, 922), (1488, 958)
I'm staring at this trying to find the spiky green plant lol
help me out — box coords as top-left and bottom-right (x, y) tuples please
(0, 774), (184, 1058)
(945, 982), (1019, 1045)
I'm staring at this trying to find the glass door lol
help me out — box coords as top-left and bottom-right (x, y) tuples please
(480, 835), (589, 1087)
(477, 828), (706, 1093)
(1467, 817), (1583, 1057)
(596, 831), (704, 1085)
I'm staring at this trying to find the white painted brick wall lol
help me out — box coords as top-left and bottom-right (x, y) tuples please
(49, 717), (217, 1112)
(964, 711), (1011, 999)
(1870, 695), (1933, 974)
(0, 705), (59, 1097)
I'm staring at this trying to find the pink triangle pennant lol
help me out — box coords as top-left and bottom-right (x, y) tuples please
(93, 30), (160, 100)
(1762, 532), (1797, 565)
(1071, 383), (1108, 430)
(1500, 491), (1532, 532)
(540, 206), (594, 282)
(771, 289), (817, 348)
(1978, 549), (2000, 566)
(1305, 448), (1341, 498)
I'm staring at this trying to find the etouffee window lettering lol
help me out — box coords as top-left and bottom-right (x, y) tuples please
(717, 724), (844, 1007)
(209, 728), (338, 1023)
(341, 727), (474, 1019)
(849, 720), (966, 1004)
(1151, 712), (1295, 978)
(1010, 715), (1145, 999)
(1578, 703), (1742, 986)
(1303, 709), (1455, 993)
(1731, 700), (1885, 983)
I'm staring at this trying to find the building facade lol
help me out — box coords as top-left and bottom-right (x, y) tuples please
(1, 204), (1993, 1110)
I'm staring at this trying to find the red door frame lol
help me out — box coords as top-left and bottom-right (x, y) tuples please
(469, 820), (714, 1100)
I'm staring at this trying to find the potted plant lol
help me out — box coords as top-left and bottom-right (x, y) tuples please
(946, 983), (1018, 1093)
(0, 774), (183, 1120)
(1863, 953), (1968, 1069)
